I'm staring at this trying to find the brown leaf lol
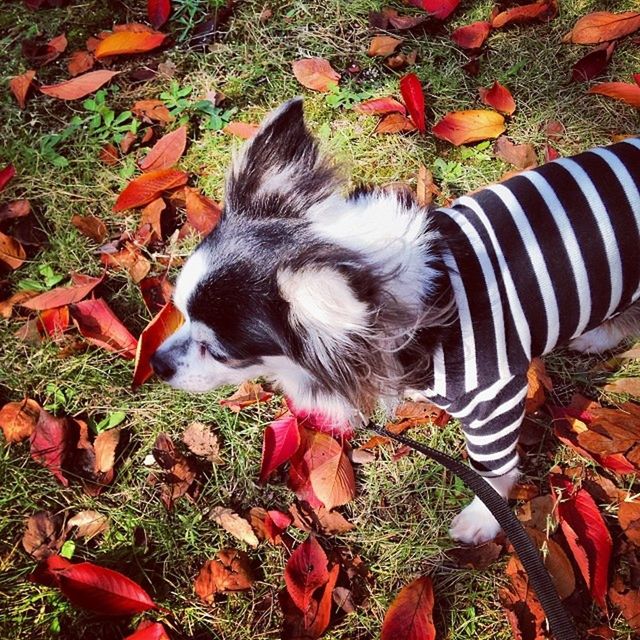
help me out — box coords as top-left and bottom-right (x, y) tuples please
(289, 503), (355, 535)
(101, 243), (151, 283)
(374, 112), (417, 134)
(21, 273), (103, 311)
(0, 231), (27, 269)
(292, 58), (341, 93)
(99, 143), (119, 166)
(354, 96), (407, 116)
(0, 199), (31, 223)
(139, 275), (173, 315)
(30, 409), (73, 486)
(368, 35), (403, 57)
(451, 21), (492, 49)
(0, 290), (38, 319)
(183, 422), (222, 463)
(210, 507), (259, 547)
(94, 428), (120, 474)
(247, 507), (292, 545)
(22, 33), (67, 66)
(0, 397), (40, 443)
(516, 494), (555, 531)
(572, 42), (616, 82)
(194, 549), (254, 602)
(447, 541), (503, 569)
(492, 0), (557, 29)
(495, 136), (537, 171)
(67, 50), (95, 76)
(150, 433), (198, 509)
(223, 121), (260, 139)
(40, 70), (119, 100)
(67, 510), (109, 540)
(22, 511), (65, 559)
(9, 70), (36, 109)
(71, 215), (108, 243)
(219, 381), (273, 412)
(416, 165), (439, 207)
(619, 501), (640, 545)
(132, 99), (173, 124)
(563, 11), (640, 45)
(184, 187), (222, 236)
(139, 126), (188, 172)
(609, 575), (640, 631)
(604, 377), (640, 397)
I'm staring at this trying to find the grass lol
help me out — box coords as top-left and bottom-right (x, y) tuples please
(1, 0), (640, 638)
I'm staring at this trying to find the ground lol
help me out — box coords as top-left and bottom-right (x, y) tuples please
(1, 0), (640, 639)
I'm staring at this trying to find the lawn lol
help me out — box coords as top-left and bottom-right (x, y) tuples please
(1, 1), (640, 639)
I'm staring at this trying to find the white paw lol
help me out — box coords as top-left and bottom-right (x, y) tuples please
(403, 389), (431, 403)
(449, 497), (502, 545)
(569, 328), (621, 354)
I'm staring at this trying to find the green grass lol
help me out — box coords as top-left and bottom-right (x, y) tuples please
(1, 0), (640, 638)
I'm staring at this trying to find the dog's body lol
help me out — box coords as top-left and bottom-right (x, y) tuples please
(152, 99), (640, 544)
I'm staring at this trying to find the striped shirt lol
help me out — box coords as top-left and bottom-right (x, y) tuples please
(423, 137), (640, 476)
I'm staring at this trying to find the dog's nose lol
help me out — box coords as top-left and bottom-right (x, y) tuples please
(151, 351), (176, 380)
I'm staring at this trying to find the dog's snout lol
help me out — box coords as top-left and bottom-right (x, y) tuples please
(151, 350), (176, 381)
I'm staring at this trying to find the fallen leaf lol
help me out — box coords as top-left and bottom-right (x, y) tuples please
(70, 298), (138, 359)
(572, 43), (616, 82)
(386, 49), (418, 70)
(9, 70), (36, 108)
(67, 50), (95, 76)
(150, 432), (198, 509)
(289, 503), (356, 535)
(148, 0), (171, 28)
(210, 507), (259, 547)
(375, 112), (417, 134)
(132, 99), (173, 124)
(447, 541), (503, 570)
(223, 121), (260, 139)
(492, 0), (557, 29)
(479, 81), (516, 115)
(604, 377), (640, 397)
(183, 422), (222, 463)
(0, 231), (27, 269)
(101, 243), (150, 282)
(609, 575), (640, 631)
(0, 164), (16, 192)
(132, 301), (184, 388)
(22, 33), (67, 66)
(139, 275), (173, 315)
(114, 168), (189, 212)
(22, 511), (65, 559)
(400, 72), (426, 132)
(563, 11), (640, 45)
(220, 381), (273, 412)
(67, 510), (109, 539)
(40, 70), (119, 100)
(37, 306), (70, 338)
(451, 21), (492, 49)
(381, 575), (435, 640)
(384, 9), (429, 30)
(71, 215), (108, 243)
(120, 131), (138, 154)
(260, 414), (300, 483)
(21, 273), (103, 310)
(0, 290), (37, 318)
(368, 35), (403, 57)
(95, 30), (166, 59)
(124, 621), (170, 640)
(284, 535), (329, 612)
(0, 397), (40, 443)
(432, 110), (506, 146)
(194, 549), (254, 602)
(0, 199), (30, 224)
(30, 409), (72, 486)
(139, 125), (187, 172)
(248, 507), (292, 544)
(292, 58), (341, 92)
(409, 0), (459, 21)
(495, 136), (537, 171)
(184, 187), (222, 235)
(29, 557), (157, 615)
(619, 500), (640, 545)
(354, 96), (406, 116)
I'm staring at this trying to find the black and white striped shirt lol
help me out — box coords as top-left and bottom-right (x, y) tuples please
(423, 137), (640, 476)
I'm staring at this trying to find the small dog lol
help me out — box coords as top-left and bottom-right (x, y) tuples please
(152, 99), (640, 544)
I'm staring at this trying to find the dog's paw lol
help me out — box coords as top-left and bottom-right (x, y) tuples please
(403, 389), (431, 403)
(449, 497), (502, 545)
(569, 328), (621, 354)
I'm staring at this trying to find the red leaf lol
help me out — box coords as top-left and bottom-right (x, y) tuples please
(260, 415), (300, 483)
(400, 73), (426, 132)
(40, 70), (119, 100)
(550, 475), (612, 611)
(147, 0), (171, 29)
(21, 273), (103, 310)
(588, 82), (640, 108)
(132, 301), (184, 389)
(37, 306), (70, 338)
(492, 1), (556, 28)
(292, 58), (341, 93)
(114, 168), (189, 211)
(95, 30), (167, 59)
(9, 70), (36, 109)
(29, 554), (72, 587)
(572, 43), (616, 82)
(432, 110), (506, 146)
(139, 125), (187, 172)
(479, 81), (516, 115)
(30, 410), (72, 486)
(381, 576), (436, 640)
(31, 557), (157, 615)
(304, 564), (340, 638)
(451, 21), (492, 49)
(563, 11), (640, 45)
(286, 398), (355, 439)
(354, 96), (406, 116)
(184, 187), (222, 235)
(124, 622), (169, 640)
(68, 50), (95, 77)
(409, 0), (459, 20)
(284, 536), (329, 612)
(70, 298), (138, 359)
(223, 121), (260, 139)
(0, 164), (16, 192)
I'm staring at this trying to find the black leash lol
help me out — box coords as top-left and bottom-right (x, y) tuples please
(367, 421), (580, 640)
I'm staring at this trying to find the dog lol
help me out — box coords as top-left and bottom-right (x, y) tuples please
(151, 99), (640, 545)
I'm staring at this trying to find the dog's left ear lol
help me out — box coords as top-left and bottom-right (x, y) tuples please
(225, 98), (342, 219)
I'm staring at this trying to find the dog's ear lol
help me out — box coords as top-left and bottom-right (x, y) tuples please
(225, 98), (342, 219)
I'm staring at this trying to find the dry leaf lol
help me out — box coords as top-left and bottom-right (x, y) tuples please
(71, 215), (108, 243)
(183, 422), (222, 463)
(292, 58), (341, 92)
(368, 35), (403, 57)
(194, 549), (254, 602)
(432, 110), (506, 146)
(67, 510), (109, 539)
(375, 112), (417, 134)
(139, 126), (188, 172)
(563, 11), (640, 45)
(9, 70), (36, 109)
(67, 50), (95, 76)
(495, 136), (537, 170)
(22, 511), (65, 559)
(0, 397), (41, 443)
(209, 507), (259, 547)
(40, 70), (119, 100)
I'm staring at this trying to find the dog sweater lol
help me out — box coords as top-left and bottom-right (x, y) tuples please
(422, 137), (640, 477)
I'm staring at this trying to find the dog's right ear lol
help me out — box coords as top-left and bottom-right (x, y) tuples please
(224, 98), (342, 219)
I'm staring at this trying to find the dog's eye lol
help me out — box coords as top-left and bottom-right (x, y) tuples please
(198, 341), (229, 363)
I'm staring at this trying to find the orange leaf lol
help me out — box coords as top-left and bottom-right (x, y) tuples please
(354, 96), (406, 116)
(10, 70), (36, 109)
(94, 30), (167, 59)
(563, 11), (640, 44)
(40, 70), (119, 100)
(184, 187), (222, 235)
(374, 112), (417, 134)
(381, 576), (436, 640)
(99, 143), (119, 165)
(0, 231), (26, 269)
(432, 110), (505, 146)
(139, 126), (187, 172)
(21, 273), (103, 311)
(0, 398), (40, 443)
(451, 21), (492, 49)
(38, 306), (70, 338)
(67, 50), (95, 77)
(114, 168), (189, 212)
(588, 82), (640, 108)
(479, 81), (516, 115)
(284, 536), (329, 612)
(132, 99), (173, 124)
(70, 298), (138, 359)
(139, 198), (166, 239)
(292, 58), (341, 93)
(132, 301), (184, 389)
(368, 35), (403, 57)
(492, 1), (556, 28)
(223, 121), (260, 139)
